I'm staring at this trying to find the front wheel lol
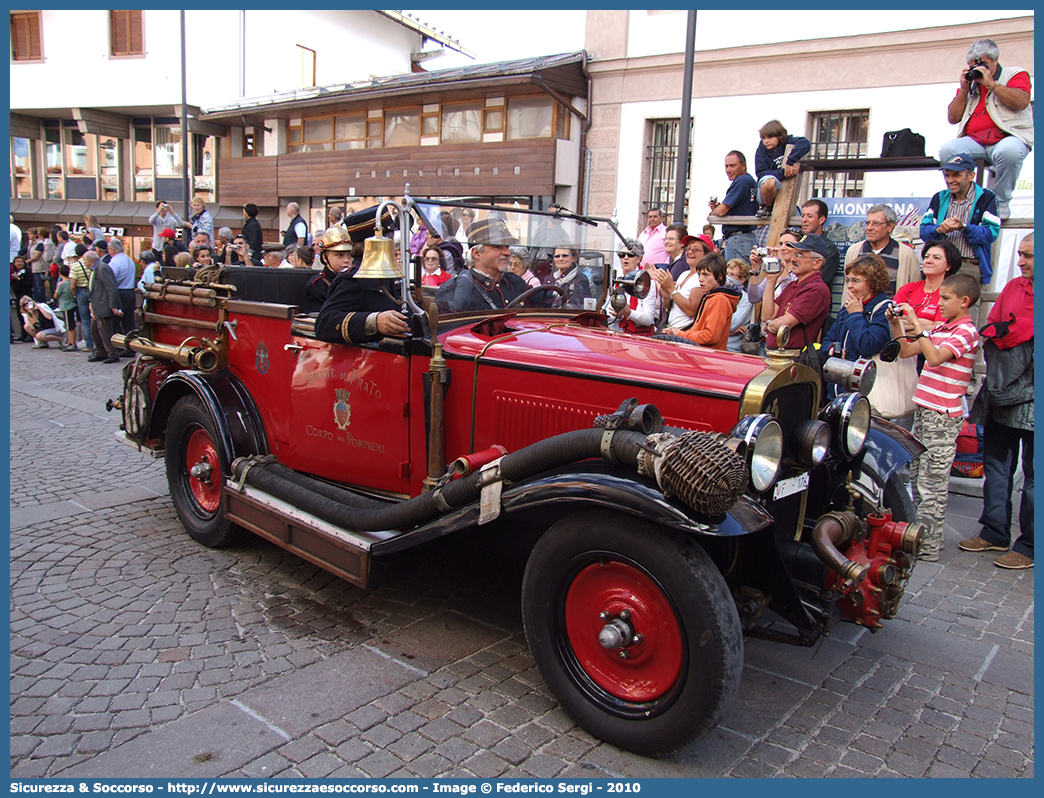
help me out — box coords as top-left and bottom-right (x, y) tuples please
(165, 395), (241, 548)
(522, 511), (743, 757)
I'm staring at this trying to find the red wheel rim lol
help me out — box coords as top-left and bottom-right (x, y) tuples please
(564, 560), (683, 703)
(185, 427), (221, 514)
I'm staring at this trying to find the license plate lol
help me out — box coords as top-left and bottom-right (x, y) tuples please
(773, 471), (810, 500)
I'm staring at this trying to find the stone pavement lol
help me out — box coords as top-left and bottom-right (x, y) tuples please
(8, 343), (1034, 779)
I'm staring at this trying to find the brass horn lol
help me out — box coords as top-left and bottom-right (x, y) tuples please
(355, 230), (403, 280)
(609, 270), (652, 313)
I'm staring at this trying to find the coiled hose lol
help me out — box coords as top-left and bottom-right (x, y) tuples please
(232, 427), (745, 533)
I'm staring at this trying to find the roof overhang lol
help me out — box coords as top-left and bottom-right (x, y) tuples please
(200, 51), (589, 123)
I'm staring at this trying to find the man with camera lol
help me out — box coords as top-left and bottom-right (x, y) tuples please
(149, 201), (185, 254)
(761, 234), (832, 351)
(938, 38), (1032, 220)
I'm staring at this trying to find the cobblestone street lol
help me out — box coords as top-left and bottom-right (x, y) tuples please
(9, 343), (1034, 779)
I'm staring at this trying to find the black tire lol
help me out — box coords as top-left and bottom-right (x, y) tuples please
(883, 473), (915, 523)
(165, 395), (240, 548)
(521, 510), (743, 757)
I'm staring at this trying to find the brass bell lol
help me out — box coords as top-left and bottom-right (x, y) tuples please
(355, 231), (403, 280)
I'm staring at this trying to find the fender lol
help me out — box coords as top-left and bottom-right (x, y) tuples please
(854, 417), (925, 501)
(371, 462), (773, 557)
(149, 370), (269, 466)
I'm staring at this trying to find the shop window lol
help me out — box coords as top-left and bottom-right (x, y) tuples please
(384, 108), (420, 147)
(134, 125), (153, 201)
(441, 103), (481, 143)
(110, 10), (143, 57)
(99, 136), (119, 200)
(506, 97), (553, 139)
(12, 137), (32, 199)
(44, 128), (63, 198)
(65, 129), (96, 175)
(192, 134), (215, 201)
(11, 12), (42, 62)
(155, 126), (183, 176)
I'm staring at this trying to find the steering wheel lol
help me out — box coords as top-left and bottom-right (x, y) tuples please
(506, 284), (567, 309)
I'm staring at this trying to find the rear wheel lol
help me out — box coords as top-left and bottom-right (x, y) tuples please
(522, 511), (742, 757)
(165, 395), (240, 547)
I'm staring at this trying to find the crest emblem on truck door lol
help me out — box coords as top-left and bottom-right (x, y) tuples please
(333, 389), (352, 430)
(255, 341), (270, 374)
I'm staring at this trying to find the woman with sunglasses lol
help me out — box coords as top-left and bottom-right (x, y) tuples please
(746, 227), (802, 304)
(606, 239), (660, 334)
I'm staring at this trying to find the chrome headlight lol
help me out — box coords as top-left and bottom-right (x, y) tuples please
(822, 356), (877, 396)
(821, 393), (872, 458)
(793, 419), (831, 466)
(728, 414), (783, 493)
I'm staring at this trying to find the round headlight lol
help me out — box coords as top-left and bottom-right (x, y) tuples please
(730, 414), (783, 493)
(822, 393), (871, 458)
(793, 419), (831, 466)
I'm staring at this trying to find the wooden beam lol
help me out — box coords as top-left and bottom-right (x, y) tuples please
(10, 113), (41, 140)
(175, 105), (227, 138)
(72, 107), (132, 140)
(766, 144), (798, 247)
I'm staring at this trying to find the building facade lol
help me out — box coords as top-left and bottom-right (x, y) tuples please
(200, 52), (589, 234)
(9, 9), (467, 240)
(583, 12), (1034, 248)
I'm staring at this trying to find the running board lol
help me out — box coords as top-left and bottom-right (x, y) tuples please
(222, 483), (400, 589)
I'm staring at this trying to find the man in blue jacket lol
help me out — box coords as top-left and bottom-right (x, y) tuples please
(920, 153), (1001, 288)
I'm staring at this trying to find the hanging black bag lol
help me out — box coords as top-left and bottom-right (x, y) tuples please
(881, 129), (926, 158)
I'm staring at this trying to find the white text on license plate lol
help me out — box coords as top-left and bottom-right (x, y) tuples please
(773, 472), (810, 500)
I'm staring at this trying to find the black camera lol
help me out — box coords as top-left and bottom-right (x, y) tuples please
(887, 301), (905, 318)
(965, 60), (986, 82)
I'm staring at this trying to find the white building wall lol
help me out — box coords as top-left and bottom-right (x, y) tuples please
(10, 10), (421, 112)
(625, 9), (1032, 59)
(613, 82), (1035, 237)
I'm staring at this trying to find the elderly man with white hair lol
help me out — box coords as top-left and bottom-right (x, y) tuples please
(938, 38), (1032, 220)
(843, 204), (921, 294)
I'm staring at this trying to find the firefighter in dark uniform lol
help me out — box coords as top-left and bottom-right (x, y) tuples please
(314, 229), (409, 344)
(301, 228), (349, 314)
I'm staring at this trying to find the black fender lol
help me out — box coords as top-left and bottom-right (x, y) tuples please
(148, 370), (268, 466)
(853, 417), (925, 502)
(371, 462), (773, 557)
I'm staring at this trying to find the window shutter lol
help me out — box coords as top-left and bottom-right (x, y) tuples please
(110, 10), (143, 56)
(11, 13), (42, 61)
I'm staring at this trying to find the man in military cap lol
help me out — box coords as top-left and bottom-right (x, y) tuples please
(302, 227), (351, 314)
(436, 217), (529, 312)
(314, 208), (409, 344)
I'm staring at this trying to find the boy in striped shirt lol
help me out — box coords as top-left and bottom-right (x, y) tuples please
(888, 273), (981, 561)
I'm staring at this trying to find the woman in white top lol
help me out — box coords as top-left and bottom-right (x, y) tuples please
(651, 235), (712, 331)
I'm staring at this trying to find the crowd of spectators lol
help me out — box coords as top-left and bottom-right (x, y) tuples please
(8, 38), (1032, 567)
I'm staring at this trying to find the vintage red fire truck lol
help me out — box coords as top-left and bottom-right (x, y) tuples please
(110, 195), (924, 756)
